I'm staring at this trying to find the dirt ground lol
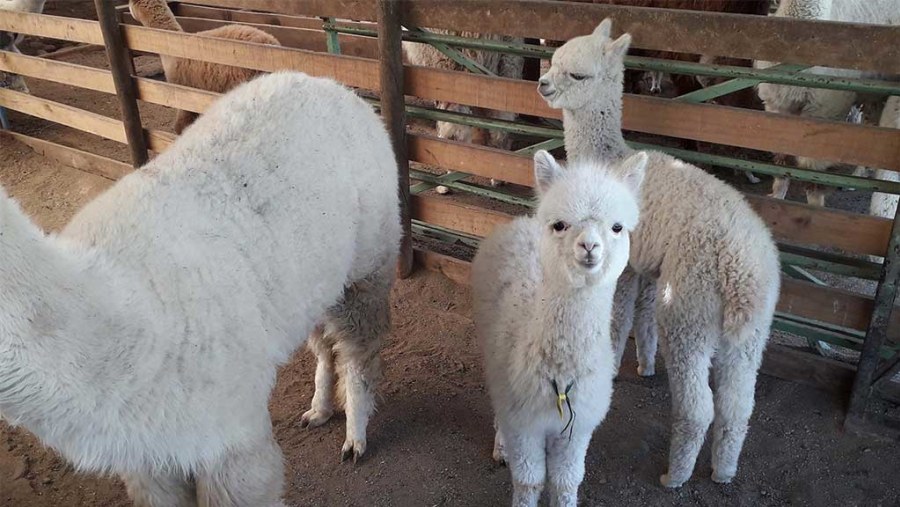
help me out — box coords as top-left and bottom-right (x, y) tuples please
(2, 1), (900, 506)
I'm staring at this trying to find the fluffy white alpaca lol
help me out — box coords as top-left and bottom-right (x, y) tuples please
(474, 149), (646, 507)
(0, 72), (400, 505)
(855, 97), (900, 246)
(755, 0), (900, 206)
(538, 21), (781, 487)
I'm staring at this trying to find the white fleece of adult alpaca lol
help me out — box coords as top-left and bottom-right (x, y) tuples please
(0, 72), (399, 482)
(867, 97), (900, 221)
(474, 150), (645, 507)
(540, 21), (781, 488)
(756, 0), (900, 173)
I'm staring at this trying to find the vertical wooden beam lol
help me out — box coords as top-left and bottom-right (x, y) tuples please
(377, 0), (413, 278)
(847, 203), (900, 426)
(94, 0), (149, 168)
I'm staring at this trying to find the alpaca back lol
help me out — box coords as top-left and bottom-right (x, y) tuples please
(41, 72), (399, 473)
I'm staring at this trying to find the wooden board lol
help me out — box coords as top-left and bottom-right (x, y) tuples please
(121, 24), (381, 90)
(409, 192), (900, 335)
(409, 135), (891, 257)
(122, 13), (379, 59)
(1, 131), (132, 181)
(404, 68), (900, 171)
(173, 0), (900, 73)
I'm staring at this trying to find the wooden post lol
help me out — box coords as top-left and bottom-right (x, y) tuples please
(94, 0), (149, 168)
(377, 0), (413, 278)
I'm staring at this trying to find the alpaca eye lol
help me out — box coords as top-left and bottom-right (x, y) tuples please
(569, 73), (589, 81)
(552, 221), (569, 232)
(611, 223), (623, 234)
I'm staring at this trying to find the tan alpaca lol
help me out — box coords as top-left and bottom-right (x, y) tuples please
(129, 0), (281, 134)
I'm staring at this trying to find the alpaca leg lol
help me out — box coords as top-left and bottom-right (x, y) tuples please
(174, 110), (199, 135)
(197, 432), (285, 507)
(659, 324), (714, 488)
(633, 277), (658, 377)
(486, 109), (516, 187)
(546, 431), (592, 507)
(300, 325), (336, 428)
(505, 430), (545, 507)
(710, 335), (765, 484)
(492, 417), (507, 465)
(769, 176), (790, 200)
(611, 268), (639, 376)
(805, 184), (827, 207)
(121, 471), (197, 507)
(328, 269), (392, 462)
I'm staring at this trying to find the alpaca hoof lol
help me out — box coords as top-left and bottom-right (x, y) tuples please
(659, 473), (686, 489)
(489, 179), (505, 188)
(711, 470), (734, 484)
(341, 438), (366, 463)
(299, 408), (333, 429)
(637, 365), (655, 377)
(492, 445), (507, 465)
(435, 185), (450, 195)
(746, 174), (761, 184)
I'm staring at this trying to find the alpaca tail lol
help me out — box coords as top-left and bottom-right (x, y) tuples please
(718, 249), (778, 345)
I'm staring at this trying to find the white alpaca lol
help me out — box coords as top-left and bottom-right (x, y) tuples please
(538, 21), (781, 487)
(0, 0), (46, 129)
(755, 0), (900, 206)
(474, 149), (646, 507)
(0, 72), (400, 506)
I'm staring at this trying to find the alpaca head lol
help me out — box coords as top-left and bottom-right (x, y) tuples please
(532, 149), (646, 289)
(128, 0), (177, 29)
(537, 19), (632, 111)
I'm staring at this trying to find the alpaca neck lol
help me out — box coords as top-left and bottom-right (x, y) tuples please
(135, 4), (183, 32)
(0, 203), (125, 432)
(532, 272), (615, 378)
(778, 0), (833, 19)
(563, 79), (632, 165)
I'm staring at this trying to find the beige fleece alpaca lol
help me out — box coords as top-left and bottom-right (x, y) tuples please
(129, 0), (280, 134)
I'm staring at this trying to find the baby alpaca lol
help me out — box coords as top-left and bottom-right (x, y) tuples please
(0, 72), (400, 505)
(474, 150), (646, 506)
(539, 20), (781, 487)
(129, 0), (281, 134)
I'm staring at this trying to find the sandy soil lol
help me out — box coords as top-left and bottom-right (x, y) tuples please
(2, 1), (900, 506)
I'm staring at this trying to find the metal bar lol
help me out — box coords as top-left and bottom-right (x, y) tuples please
(848, 199), (900, 420)
(322, 17), (341, 54)
(377, 0), (413, 278)
(94, 0), (148, 168)
(674, 64), (809, 104)
(410, 170), (468, 194)
(515, 138), (565, 156)
(329, 24), (900, 96)
(779, 246), (882, 280)
(410, 169), (534, 207)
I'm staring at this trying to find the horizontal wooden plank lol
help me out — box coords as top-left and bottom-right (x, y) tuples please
(175, 3), (328, 29)
(0, 88), (175, 152)
(409, 134), (891, 257)
(409, 134), (534, 187)
(122, 13), (379, 59)
(1, 131), (132, 181)
(746, 195), (892, 258)
(410, 192), (900, 335)
(0, 49), (218, 115)
(0, 11), (104, 45)
(414, 249), (471, 286)
(175, 0), (900, 73)
(120, 23), (380, 90)
(405, 68), (900, 171)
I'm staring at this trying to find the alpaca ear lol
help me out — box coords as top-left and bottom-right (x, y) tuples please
(592, 19), (612, 40)
(618, 151), (648, 194)
(605, 33), (633, 59)
(533, 150), (563, 195)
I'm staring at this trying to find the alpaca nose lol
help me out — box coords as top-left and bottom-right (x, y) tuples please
(537, 77), (553, 96)
(579, 241), (597, 253)
(650, 82), (661, 94)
